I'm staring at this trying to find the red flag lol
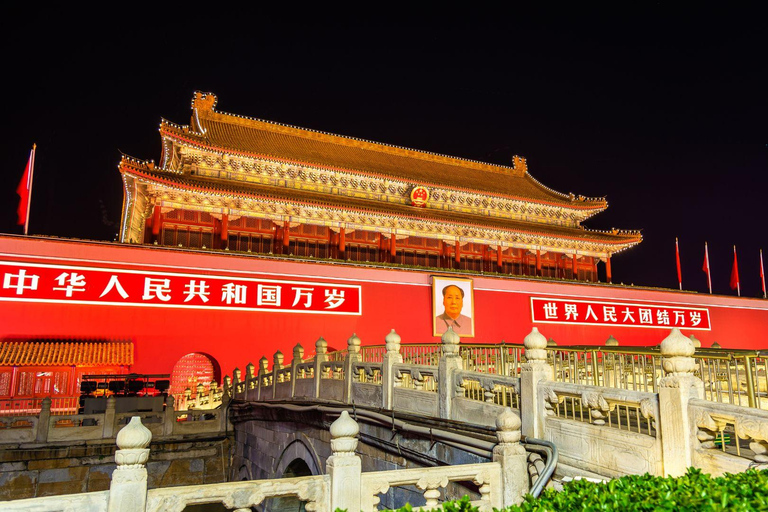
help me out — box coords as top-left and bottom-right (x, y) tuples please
(761, 249), (766, 299)
(675, 238), (682, 290)
(702, 242), (712, 294)
(16, 145), (36, 234)
(730, 246), (740, 296)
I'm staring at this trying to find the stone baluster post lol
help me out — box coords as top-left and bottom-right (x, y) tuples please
(327, 411), (362, 512)
(163, 395), (175, 436)
(291, 344), (304, 398)
(272, 351), (284, 399)
(104, 396), (117, 438)
(195, 383), (205, 408)
(493, 408), (528, 504)
(223, 375), (232, 402)
(218, 382), (232, 433)
(257, 357), (269, 401)
(438, 327), (463, 420)
(244, 363), (256, 400)
(520, 327), (553, 439)
(107, 416), (152, 512)
(658, 328), (704, 476)
(382, 329), (403, 410)
(314, 337), (329, 398)
(36, 397), (52, 443)
(344, 333), (362, 404)
(232, 368), (242, 400)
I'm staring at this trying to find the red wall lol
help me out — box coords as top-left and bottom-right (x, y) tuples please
(2, 235), (767, 379)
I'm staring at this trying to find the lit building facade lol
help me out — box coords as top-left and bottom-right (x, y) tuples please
(119, 92), (641, 282)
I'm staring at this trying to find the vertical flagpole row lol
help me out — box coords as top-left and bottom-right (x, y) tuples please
(25, 144), (36, 236)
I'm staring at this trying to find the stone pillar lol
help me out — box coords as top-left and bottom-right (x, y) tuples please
(344, 333), (362, 403)
(493, 408), (528, 505)
(272, 351), (284, 399)
(232, 368), (242, 399)
(257, 357), (269, 401)
(438, 327), (463, 420)
(658, 328), (704, 476)
(108, 417), (152, 512)
(327, 411), (361, 512)
(163, 395), (175, 436)
(382, 329), (403, 410)
(245, 362), (256, 400)
(36, 397), (51, 443)
(104, 396), (117, 438)
(314, 337), (328, 398)
(520, 327), (553, 439)
(291, 344), (304, 397)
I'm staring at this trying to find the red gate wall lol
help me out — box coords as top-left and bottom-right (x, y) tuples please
(2, 235), (767, 378)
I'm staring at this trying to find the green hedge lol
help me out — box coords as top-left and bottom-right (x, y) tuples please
(385, 469), (768, 512)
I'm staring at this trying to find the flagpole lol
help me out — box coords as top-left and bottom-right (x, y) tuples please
(24, 144), (36, 236)
(734, 245), (741, 297)
(761, 249), (766, 299)
(676, 237), (682, 290)
(704, 242), (712, 294)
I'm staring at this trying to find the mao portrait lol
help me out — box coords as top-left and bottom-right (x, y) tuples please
(432, 276), (474, 337)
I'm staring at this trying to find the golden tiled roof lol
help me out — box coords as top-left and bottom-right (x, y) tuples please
(160, 92), (607, 210)
(0, 340), (134, 367)
(125, 164), (640, 247)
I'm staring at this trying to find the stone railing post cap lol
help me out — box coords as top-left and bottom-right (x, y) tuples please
(347, 333), (361, 346)
(385, 329), (401, 343)
(330, 410), (359, 439)
(441, 326), (460, 345)
(116, 416), (152, 450)
(496, 408), (521, 431)
(660, 327), (695, 357)
(524, 327), (547, 349)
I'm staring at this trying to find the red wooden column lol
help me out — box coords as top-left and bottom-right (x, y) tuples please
(497, 245), (503, 271)
(151, 205), (162, 244)
(536, 250), (542, 277)
(376, 233), (382, 262)
(338, 227), (346, 260)
(591, 257), (598, 282)
(606, 255), (612, 283)
(221, 213), (229, 250)
(572, 254), (578, 278)
(481, 245), (487, 272)
(283, 221), (291, 250)
(390, 235), (397, 263)
(455, 240), (461, 269)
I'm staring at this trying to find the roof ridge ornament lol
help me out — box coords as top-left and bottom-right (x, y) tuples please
(512, 155), (528, 173)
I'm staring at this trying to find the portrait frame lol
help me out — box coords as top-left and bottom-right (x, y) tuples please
(432, 276), (475, 338)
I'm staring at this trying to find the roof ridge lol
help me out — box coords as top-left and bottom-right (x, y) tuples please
(190, 91), (526, 177)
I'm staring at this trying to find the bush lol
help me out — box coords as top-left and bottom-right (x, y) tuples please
(380, 469), (768, 512)
(511, 468), (768, 511)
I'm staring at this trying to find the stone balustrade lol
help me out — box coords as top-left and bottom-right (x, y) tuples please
(0, 394), (229, 446)
(232, 326), (768, 478)
(7, 407), (525, 512)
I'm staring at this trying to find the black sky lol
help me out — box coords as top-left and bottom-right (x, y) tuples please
(1, 8), (766, 296)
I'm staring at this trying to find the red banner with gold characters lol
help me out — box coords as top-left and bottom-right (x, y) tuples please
(0, 261), (361, 315)
(530, 297), (711, 330)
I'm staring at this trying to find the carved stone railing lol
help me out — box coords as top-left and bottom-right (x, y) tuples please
(0, 393), (230, 446)
(231, 326), (768, 479)
(6, 409), (526, 512)
(691, 398), (768, 475)
(540, 381), (658, 436)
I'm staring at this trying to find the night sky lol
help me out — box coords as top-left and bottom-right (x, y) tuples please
(2, 8), (766, 296)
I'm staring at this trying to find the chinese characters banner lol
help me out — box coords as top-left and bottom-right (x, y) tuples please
(0, 261), (361, 315)
(530, 297), (711, 330)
